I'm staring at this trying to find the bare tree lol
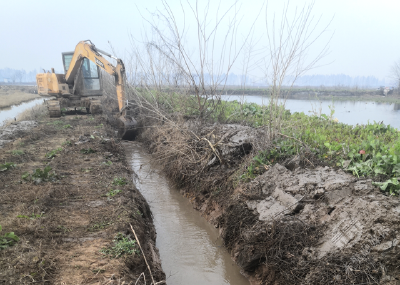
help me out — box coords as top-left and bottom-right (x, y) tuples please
(260, 0), (333, 139)
(128, 0), (260, 121)
(390, 59), (400, 94)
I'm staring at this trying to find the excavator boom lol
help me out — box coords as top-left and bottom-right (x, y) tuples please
(36, 40), (136, 139)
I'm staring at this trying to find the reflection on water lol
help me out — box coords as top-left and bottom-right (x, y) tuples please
(221, 95), (400, 129)
(0, 99), (44, 126)
(125, 142), (249, 285)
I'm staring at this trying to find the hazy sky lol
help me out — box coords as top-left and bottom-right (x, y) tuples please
(1, 0), (399, 80)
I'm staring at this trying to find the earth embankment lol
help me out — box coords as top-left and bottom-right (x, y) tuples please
(139, 119), (400, 284)
(0, 113), (165, 284)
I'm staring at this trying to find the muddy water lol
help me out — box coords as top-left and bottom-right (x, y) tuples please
(221, 94), (400, 129)
(124, 142), (249, 285)
(0, 98), (44, 126)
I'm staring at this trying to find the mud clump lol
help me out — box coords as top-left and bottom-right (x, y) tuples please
(0, 114), (164, 284)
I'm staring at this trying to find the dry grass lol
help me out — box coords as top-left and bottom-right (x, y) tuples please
(0, 88), (40, 108)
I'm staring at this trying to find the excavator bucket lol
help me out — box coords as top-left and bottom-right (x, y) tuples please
(117, 115), (137, 140)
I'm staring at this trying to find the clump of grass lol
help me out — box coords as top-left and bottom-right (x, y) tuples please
(106, 189), (122, 197)
(62, 140), (72, 146)
(62, 124), (72, 129)
(100, 233), (138, 258)
(11, 150), (24, 156)
(112, 177), (127, 186)
(17, 213), (44, 220)
(47, 120), (63, 126)
(0, 225), (19, 250)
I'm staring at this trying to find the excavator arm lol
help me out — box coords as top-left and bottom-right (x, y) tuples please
(65, 40), (126, 113)
(65, 40), (136, 139)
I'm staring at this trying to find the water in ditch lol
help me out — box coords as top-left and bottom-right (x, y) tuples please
(124, 141), (249, 285)
(0, 98), (44, 126)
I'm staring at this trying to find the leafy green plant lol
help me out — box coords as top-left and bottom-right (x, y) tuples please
(0, 162), (15, 172)
(22, 166), (57, 183)
(0, 225), (19, 250)
(100, 233), (138, 258)
(63, 124), (72, 129)
(112, 177), (127, 186)
(11, 150), (24, 156)
(45, 147), (63, 159)
(102, 160), (113, 166)
(80, 148), (96, 154)
(106, 189), (122, 197)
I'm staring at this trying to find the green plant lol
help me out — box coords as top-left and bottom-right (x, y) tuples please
(47, 120), (63, 126)
(62, 140), (72, 146)
(0, 162), (15, 172)
(80, 148), (96, 154)
(95, 123), (104, 128)
(11, 150), (24, 156)
(88, 221), (113, 232)
(102, 160), (113, 166)
(63, 124), (72, 129)
(45, 147), (63, 159)
(17, 213), (44, 220)
(22, 166), (57, 183)
(0, 225), (19, 250)
(100, 233), (138, 258)
(106, 189), (122, 197)
(112, 177), (127, 186)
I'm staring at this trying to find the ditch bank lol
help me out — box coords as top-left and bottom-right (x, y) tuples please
(139, 120), (400, 285)
(0, 115), (165, 284)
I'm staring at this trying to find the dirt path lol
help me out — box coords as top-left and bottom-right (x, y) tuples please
(0, 114), (165, 284)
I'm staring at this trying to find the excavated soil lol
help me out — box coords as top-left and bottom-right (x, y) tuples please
(139, 120), (400, 285)
(0, 115), (165, 284)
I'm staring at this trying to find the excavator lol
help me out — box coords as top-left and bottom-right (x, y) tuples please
(35, 40), (136, 139)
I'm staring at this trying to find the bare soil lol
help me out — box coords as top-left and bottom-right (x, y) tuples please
(0, 114), (165, 284)
(0, 85), (40, 108)
(139, 120), (400, 285)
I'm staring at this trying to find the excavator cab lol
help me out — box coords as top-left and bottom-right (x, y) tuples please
(62, 52), (103, 96)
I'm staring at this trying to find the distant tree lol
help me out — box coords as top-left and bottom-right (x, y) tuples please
(390, 59), (400, 93)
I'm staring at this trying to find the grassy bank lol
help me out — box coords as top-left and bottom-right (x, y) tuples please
(132, 90), (400, 195)
(0, 85), (40, 108)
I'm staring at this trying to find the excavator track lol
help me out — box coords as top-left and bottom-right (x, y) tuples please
(48, 100), (61, 118)
(89, 99), (102, 115)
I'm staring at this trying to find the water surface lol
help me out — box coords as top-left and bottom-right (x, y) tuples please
(125, 142), (249, 285)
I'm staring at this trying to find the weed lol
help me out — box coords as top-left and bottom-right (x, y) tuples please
(100, 233), (138, 258)
(0, 162), (15, 172)
(112, 177), (127, 186)
(80, 148), (96, 154)
(22, 166), (58, 183)
(102, 160), (113, 166)
(95, 123), (104, 128)
(11, 150), (24, 156)
(47, 120), (63, 126)
(106, 189), (122, 197)
(45, 147), (63, 159)
(63, 124), (72, 129)
(17, 213), (44, 220)
(56, 225), (71, 233)
(62, 140), (72, 146)
(0, 225), (19, 250)
(88, 221), (113, 232)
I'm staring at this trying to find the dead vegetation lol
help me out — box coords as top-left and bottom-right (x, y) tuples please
(0, 85), (40, 109)
(0, 112), (164, 284)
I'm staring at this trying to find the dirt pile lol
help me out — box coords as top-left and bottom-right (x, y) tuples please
(140, 120), (400, 284)
(0, 114), (165, 284)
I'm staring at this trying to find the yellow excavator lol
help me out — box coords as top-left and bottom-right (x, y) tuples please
(35, 40), (136, 139)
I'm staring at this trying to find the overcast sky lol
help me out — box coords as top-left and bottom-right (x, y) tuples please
(1, 0), (399, 80)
